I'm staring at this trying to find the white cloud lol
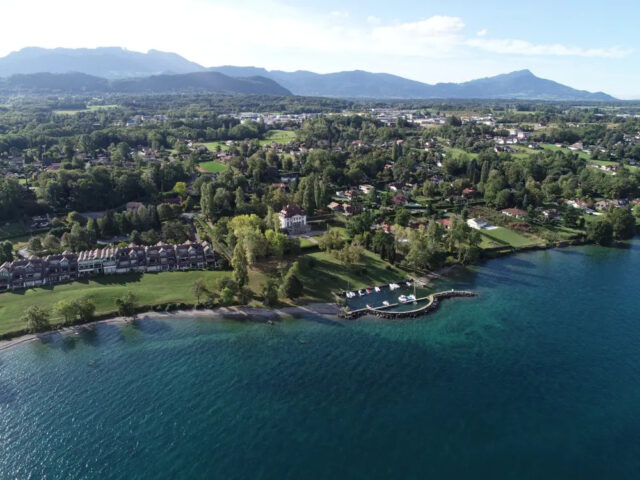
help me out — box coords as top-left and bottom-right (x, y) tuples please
(330, 10), (349, 18)
(476, 29), (488, 36)
(367, 15), (381, 25)
(370, 16), (466, 56)
(467, 38), (632, 58)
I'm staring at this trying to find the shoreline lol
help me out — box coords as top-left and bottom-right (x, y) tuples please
(0, 303), (342, 353)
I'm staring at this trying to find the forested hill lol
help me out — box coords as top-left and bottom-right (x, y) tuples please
(0, 72), (293, 96)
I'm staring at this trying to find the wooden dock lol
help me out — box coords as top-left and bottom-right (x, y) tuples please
(339, 290), (477, 320)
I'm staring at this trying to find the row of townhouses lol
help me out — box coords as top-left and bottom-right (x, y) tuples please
(0, 241), (216, 292)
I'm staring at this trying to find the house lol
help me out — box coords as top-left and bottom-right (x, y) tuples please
(391, 194), (406, 206)
(327, 202), (342, 212)
(126, 201), (144, 211)
(462, 187), (477, 197)
(542, 209), (559, 220)
(501, 208), (527, 219)
(359, 184), (375, 194)
(342, 203), (362, 216)
(568, 142), (584, 151)
(279, 204), (310, 234)
(0, 242), (216, 292)
(467, 218), (489, 230)
(436, 218), (452, 229)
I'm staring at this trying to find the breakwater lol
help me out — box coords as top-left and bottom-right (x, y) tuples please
(340, 290), (477, 319)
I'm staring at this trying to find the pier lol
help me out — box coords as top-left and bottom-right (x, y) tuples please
(339, 290), (477, 320)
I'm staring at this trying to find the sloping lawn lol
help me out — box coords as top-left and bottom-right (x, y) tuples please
(298, 250), (407, 302)
(0, 270), (230, 336)
(198, 160), (229, 173)
(480, 227), (543, 248)
(260, 130), (296, 145)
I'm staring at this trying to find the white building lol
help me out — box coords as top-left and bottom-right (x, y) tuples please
(467, 218), (489, 230)
(279, 204), (309, 234)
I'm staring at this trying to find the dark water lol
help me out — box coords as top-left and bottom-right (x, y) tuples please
(1, 242), (640, 479)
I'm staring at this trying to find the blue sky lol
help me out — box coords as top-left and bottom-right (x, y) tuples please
(1, 0), (638, 98)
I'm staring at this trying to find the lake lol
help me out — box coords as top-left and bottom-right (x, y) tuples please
(1, 242), (639, 479)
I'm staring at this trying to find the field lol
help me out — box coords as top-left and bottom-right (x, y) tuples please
(480, 227), (543, 249)
(200, 141), (230, 152)
(0, 270), (231, 336)
(443, 147), (478, 159)
(53, 105), (119, 115)
(198, 160), (229, 173)
(298, 250), (408, 302)
(259, 129), (296, 145)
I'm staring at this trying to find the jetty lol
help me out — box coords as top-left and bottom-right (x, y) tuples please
(339, 290), (476, 320)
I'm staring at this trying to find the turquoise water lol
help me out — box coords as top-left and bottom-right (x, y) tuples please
(1, 243), (640, 479)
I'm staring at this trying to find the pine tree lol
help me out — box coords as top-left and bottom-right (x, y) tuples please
(232, 242), (249, 287)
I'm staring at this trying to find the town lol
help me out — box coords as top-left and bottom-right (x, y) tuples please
(0, 93), (639, 334)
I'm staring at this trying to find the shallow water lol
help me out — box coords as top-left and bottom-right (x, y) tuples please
(1, 242), (639, 479)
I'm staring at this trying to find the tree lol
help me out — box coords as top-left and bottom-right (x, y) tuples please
(115, 292), (138, 318)
(606, 208), (636, 240)
(220, 287), (235, 306)
(173, 181), (188, 198)
(261, 278), (279, 307)
(587, 218), (614, 246)
(317, 228), (345, 251)
(75, 299), (96, 322)
(279, 262), (303, 299)
(0, 241), (13, 263)
(232, 242), (249, 287)
(22, 306), (50, 333)
(192, 278), (208, 304)
(53, 300), (78, 325)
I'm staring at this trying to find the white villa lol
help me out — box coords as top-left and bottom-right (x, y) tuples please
(279, 204), (310, 234)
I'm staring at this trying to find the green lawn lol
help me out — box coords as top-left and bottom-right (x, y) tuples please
(198, 160), (229, 173)
(0, 270), (231, 337)
(298, 250), (408, 302)
(200, 141), (230, 152)
(443, 147), (478, 159)
(542, 144), (591, 161)
(54, 105), (118, 115)
(480, 227), (543, 249)
(260, 129), (296, 145)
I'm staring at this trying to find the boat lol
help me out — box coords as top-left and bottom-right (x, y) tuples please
(374, 286), (381, 292)
(389, 283), (400, 291)
(406, 295), (416, 302)
(382, 300), (390, 306)
(406, 281), (412, 287)
(366, 289), (371, 294)
(398, 295), (408, 303)
(358, 290), (365, 296)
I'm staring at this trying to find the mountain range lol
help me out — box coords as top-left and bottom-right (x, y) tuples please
(0, 47), (616, 101)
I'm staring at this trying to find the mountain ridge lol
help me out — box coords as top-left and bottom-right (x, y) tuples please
(0, 47), (616, 100)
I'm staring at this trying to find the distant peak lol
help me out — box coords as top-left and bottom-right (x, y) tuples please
(508, 69), (535, 77)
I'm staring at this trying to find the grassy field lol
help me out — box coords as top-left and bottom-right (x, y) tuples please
(298, 250), (408, 302)
(54, 105), (119, 115)
(200, 141), (230, 152)
(480, 227), (543, 249)
(443, 147), (478, 159)
(198, 160), (229, 173)
(260, 129), (296, 145)
(0, 270), (231, 336)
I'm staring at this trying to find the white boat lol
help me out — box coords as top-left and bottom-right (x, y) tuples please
(389, 283), (400, 291)
(382, 300), (390, 306)
(347, 291), (355, 298)
(358, 290), (365, 296)
(374, 286), (381, 292)
(406, 295), (416, 302)
(398, 295), (408, 303)
(406, 282), (412, 287)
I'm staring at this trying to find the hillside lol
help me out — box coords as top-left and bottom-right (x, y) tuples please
(0, 71), (292, 95)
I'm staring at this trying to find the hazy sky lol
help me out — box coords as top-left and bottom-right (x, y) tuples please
(1, 0), (638, 98)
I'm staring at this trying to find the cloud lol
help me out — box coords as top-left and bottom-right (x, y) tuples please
(370, 16), (466, 56)
(476, 29), (487, 36)
(367, 15), (381, 25)
(467, 38), (632, 58)
(330, 10), (349, 18)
